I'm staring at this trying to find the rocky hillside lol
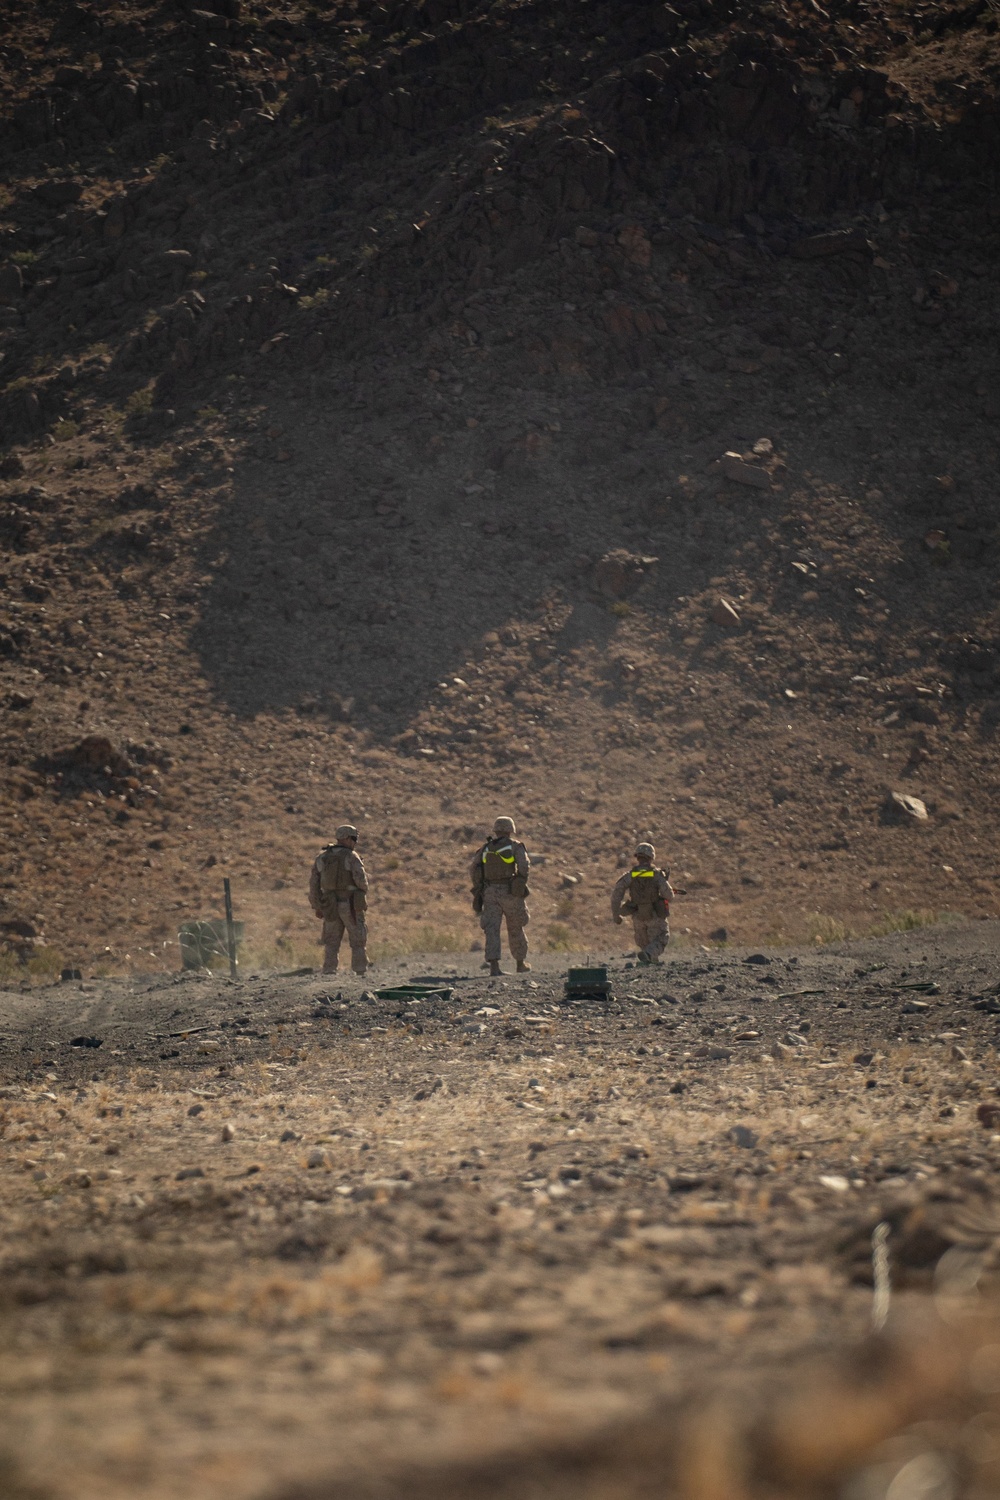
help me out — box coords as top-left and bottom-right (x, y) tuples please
(0, 0), (999, 975)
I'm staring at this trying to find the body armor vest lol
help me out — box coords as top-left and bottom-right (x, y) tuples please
(628, 866), (667, 916)
(482, 838), (517, 882)
(318, 845), (356, 898)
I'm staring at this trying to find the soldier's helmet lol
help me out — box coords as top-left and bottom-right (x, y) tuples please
(335, 824), (359, 842)
(493, 816), (516, 836)
(635, 842), (655, 861)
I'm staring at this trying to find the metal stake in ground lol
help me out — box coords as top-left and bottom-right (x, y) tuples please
(223, 878), (238, 979)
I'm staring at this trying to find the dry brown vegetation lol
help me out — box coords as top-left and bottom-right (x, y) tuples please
(0, 926), (1000, 1496)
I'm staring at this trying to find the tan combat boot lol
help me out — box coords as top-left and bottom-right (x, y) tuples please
(516, 960), (531, 973)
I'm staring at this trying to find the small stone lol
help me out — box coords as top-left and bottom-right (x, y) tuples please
(710, 599), (740, 629)
(175, 1167), (205, 1181)
(187, 1104), (204, 1117)
(729, 1125), (758, 1149)
(307, 1149), (329, 1169)
(902, 998), (930, 1014)
(951, 1045), (968, 1061)
(588, 1170), (621, 1191)
(279, 1129), (301, 1143)
(789, 229), (873, 259)
(853, 1052), (874, 1066)
(977, 1103), (1000, 1130)
(721, 452), (771, 489)
(221, 1122), (236, 1142)
(693, 1044), (732, 1061)
(752, 438), (773, 456)
(819, 1174), (850, 1192)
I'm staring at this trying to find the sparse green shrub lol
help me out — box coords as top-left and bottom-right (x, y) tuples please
(52, 419), (78, 442)
(546, 923), (572, 951)
(124, 385), (154, 418)
(299, 287), (331, 310)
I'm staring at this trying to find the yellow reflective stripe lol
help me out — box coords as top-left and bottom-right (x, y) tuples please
(482, 847), (516, 864)
(632, 869), (656, 878)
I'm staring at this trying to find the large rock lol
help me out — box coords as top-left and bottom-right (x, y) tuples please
(56, 735), (134, 778)
(592, 550), (657, 600)
(710, 598), (741, 628)
(0, 262), (23, 305)
(884, 791), (929, 825)
(721, 452), (771, 489)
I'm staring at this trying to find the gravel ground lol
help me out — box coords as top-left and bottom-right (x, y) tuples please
(1, 921), (999, 1499)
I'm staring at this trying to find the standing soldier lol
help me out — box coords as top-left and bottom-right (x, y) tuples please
(471, 816), (531, 976)
(611, 841), (673, 965)
(310, 824), (370, 976)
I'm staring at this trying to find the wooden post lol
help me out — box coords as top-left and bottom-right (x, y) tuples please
(223, 878), (238, 979)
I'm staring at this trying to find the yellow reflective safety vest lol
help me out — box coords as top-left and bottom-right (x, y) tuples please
(482, 838), (517, 883)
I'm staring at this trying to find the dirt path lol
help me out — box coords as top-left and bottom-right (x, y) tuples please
(1, 922), (999, 1498)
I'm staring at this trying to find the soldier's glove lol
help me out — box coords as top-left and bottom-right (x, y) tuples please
(614, 915), (623, 926)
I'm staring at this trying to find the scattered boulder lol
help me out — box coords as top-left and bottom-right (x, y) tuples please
(54, 734), (134, 778)
(0, 262), (23, 305)
(710, 599), (740, 629)
(729, 1125), (758, 1148)
(883, 791), (929, 825)
(30, 179), (83, 208)
(721, 452), (771, 489)
(592, 550), (657, 600)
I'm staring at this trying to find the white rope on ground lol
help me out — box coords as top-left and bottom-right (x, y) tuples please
(871, 1220), (891, 1334)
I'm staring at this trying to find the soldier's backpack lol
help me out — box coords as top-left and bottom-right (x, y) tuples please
(625, 866), (668, 919)
(317, 845), (356, 899)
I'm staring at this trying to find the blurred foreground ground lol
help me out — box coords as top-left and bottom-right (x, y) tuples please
(1, 920), (1000, 1499)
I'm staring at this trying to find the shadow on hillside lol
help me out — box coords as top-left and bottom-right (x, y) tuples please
(187, 451), (620, 739)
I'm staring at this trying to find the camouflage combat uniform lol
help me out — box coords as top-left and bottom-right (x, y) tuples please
(611, 852), (672, 963)
(310, 839), (369, 976)
(471, 827), (530, 969)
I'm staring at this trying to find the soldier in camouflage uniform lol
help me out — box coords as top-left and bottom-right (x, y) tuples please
(471, 816), (531, 977)
(309, 823), (369, 976)
(610, 841), (673, 964)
